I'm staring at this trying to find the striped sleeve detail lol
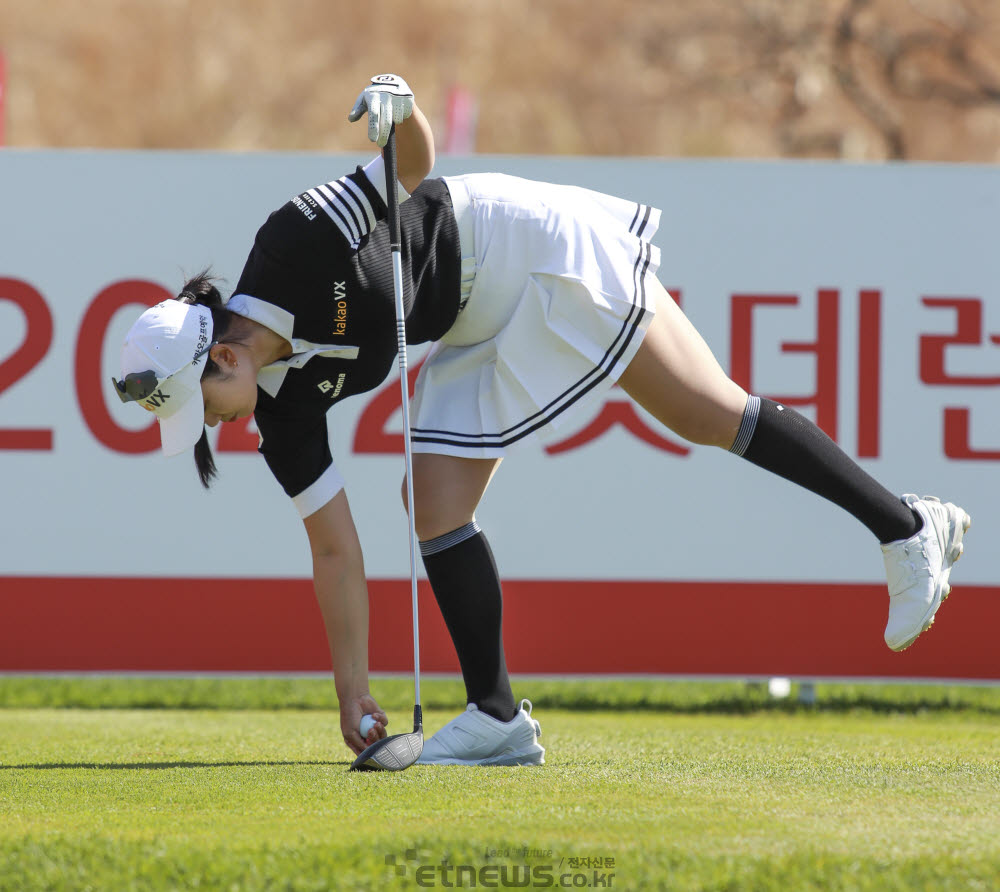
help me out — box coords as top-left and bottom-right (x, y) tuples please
(729, 394), (762, 456)
(419, 520), (482, 556)
(303, 171), (379, 249)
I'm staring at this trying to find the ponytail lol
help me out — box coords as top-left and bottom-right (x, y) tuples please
(176, 269), (229, 489)
(193, 429), (218, 489)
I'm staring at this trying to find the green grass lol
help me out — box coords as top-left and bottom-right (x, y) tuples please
(3, 675), (1000, 714)
(1, 677), (999, 891)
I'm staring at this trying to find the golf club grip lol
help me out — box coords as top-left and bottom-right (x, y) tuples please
(384, 124), (401, 250)
(384, 127), (407, 360)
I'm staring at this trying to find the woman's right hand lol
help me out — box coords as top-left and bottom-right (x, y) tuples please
(340, 692), (389, 756)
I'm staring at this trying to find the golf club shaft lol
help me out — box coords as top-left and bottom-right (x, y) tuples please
(383, 125), (422, 715)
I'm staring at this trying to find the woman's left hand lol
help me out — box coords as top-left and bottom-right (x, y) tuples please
(340, 693), (389, 756)
(348, 74), (414, 147)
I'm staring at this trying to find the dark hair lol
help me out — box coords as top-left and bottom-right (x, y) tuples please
(175, 269), (239, 490)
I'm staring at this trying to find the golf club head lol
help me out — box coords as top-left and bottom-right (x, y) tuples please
(349, 706), (423, 772)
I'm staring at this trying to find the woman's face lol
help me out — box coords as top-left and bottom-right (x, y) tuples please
(201, 344), (258, 427)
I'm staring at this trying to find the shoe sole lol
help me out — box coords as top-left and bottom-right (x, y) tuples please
(890, 502), (972, 652)
(416, 746), (545, 767)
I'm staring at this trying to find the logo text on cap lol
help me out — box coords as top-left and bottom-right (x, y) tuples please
(142, 389), (171, 410)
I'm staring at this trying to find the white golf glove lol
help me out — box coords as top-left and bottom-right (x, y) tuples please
(348, 74), (414, 147)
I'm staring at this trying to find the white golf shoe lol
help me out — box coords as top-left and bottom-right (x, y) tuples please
(416, 699), (545, 766)
(881, 494), (971, 652)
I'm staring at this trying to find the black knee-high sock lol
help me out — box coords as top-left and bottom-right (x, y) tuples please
(420, 522), (517, 722)
(731, 396), (921, 544)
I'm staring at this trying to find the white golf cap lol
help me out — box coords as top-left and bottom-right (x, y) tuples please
(118, 300), (214, 456)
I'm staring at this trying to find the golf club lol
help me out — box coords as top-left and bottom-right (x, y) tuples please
(350, 123), (424, 771)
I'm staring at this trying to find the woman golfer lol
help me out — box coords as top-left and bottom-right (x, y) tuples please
(115, 75), (970, 766)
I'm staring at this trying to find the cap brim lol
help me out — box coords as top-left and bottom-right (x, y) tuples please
(158, 388), (206, 457)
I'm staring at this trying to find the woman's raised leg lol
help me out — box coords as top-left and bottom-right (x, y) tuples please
(617, 278), (970, 652)
(618, 278), (920, 543)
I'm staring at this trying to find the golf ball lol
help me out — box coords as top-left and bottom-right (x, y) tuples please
(768, 677), (792, 698)
(360, 714), (377, 737)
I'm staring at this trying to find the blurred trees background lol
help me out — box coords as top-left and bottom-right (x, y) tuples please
(1, 0), (998, 160)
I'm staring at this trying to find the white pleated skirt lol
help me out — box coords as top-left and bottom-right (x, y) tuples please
(410, 173), (662, 458)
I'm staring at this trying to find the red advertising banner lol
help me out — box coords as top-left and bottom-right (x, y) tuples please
(1, 577), (997, 680)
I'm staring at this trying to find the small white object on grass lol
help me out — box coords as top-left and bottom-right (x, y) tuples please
(360, 714), (377, 737)
(768, 677), (792, 699)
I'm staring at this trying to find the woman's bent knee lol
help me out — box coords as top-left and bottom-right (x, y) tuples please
(405, 454), (501, 542)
